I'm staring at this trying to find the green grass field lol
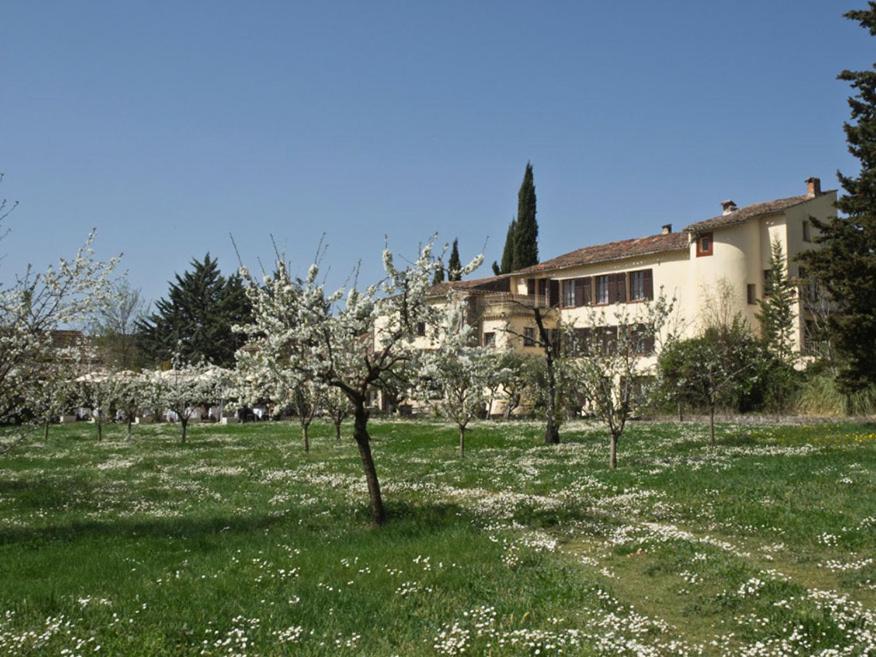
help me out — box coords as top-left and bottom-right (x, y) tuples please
(0, 418), (874, 656)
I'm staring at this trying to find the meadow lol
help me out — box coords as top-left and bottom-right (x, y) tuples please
(0, 418), (874, 656)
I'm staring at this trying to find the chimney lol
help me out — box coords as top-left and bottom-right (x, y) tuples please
(721, 200), (737, 215)
(805, 177), (821, 198)
(661, 224), (672, 235)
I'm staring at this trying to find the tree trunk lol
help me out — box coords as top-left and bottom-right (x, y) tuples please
(96, 413), (103, 442)
(544, 420), (560, 445)
(353, 402), (385, 525)
(302, 424), (310, 452)
(709, 405), (716, 445)
(458, 425), (465, 457)
(43, 420), (50, 441)
(181, 418), (188, 444)
(334, 419), (342, 441)
(609, 433), (618, 469)
(677, 402), (684, 422)
(127, 419), (133, 441)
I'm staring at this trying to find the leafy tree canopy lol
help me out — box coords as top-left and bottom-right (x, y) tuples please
(137, 254), (251, 367)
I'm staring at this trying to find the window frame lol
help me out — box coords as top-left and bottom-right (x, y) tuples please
(594, 275), (610, 305)
(696, 232), (714, 257)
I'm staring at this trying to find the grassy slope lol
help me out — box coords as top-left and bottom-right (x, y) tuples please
(0, 419), (873, 656)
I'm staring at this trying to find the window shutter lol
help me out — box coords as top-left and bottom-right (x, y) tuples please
(549, 279), (560, 307)
(574, 278), (586, 306)
(644, 269), (653, 300)
(609, 274), (626, 303)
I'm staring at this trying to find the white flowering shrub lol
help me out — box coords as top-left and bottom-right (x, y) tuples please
(152, 356), (225, 443)
(236, 238), (481, 524)
(415, 295), (500, 456)
(0, 231), (119, 449)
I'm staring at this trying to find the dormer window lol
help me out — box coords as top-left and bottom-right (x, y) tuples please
(696, 232), (714, 257)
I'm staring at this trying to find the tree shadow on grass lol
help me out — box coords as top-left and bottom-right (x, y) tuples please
(0, 511), (292, 547)
(0, 497), (480, 547)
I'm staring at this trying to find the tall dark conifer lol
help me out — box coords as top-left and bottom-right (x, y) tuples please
(801, 5), (876, 390)
(513, 162), (538, 269)
(448, 239), (462, 281)
(137, 254), (252, 367)
(432, 260), (446, 286)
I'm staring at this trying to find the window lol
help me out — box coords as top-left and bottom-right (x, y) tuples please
(549, 279), (560, 307)
(696, 232), (714, 257)
(571, 328), (591, 355)
(523, 327), (536, 347)
(803, 219), (812, 243)
(563, 279), (576, 307)
(577, 277), (592, 306)
(631, 324), (656, 355)
(608, 273), (627, 304)
(747, 283), (756, 305)
(598, 326), (618, 355)
(798, 266), (817, 302)
(629, 269), (653, 301)
(526, 278), (536, 296)
(595, 276), (610, 304)
(483, 331), (496, 347)
(416, 322), (426, 337)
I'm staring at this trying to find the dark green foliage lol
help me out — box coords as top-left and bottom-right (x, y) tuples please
(136, 254), (251, 367)
(800, 5), (876, 390)
(658, 321), (797, 424)
(494, 163), (539, 274)
(757, 238), (796, 364)
(495, 219), (517, 275)
(432, 260), (445, 286)
(513, 162), (539, 269)
(447, 239), (462, 281)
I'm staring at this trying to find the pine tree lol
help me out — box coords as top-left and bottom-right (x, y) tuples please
(513, 162), (538, 269)
(136, 254), (252, 367)
(448, 239), (462, 281)
(757, 238), (796, 364)
(800, 5), (876, 390)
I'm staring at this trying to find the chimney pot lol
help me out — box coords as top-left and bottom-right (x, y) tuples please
(661, 224), (672, 235)
(805, 177), (821, 198)
(721, 200), (737, 215)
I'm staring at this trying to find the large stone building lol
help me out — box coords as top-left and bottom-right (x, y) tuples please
(430, 177), (834, 366)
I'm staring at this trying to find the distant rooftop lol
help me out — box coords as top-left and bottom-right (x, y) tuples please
(514, 232), (689, 276)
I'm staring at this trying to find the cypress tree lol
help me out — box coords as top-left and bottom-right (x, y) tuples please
(432, 260), (445, 286)
(757, 238), (795, 364)
(513, 162), (539, 269)
(800, 5), (876, 390)
(448, 239), (462, 281)
(499, 219), (517, 273)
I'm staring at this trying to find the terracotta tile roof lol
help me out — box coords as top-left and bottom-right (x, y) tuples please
(428, 274), (511, 297)
(683, 194), (821, 234)
(514, 232), (689, 275)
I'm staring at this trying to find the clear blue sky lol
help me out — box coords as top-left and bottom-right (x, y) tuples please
(1, 1), (871, 302)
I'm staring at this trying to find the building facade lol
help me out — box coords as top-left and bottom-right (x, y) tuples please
(433, 178), (834, 364)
